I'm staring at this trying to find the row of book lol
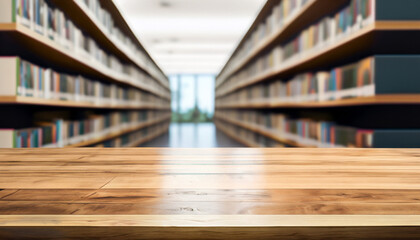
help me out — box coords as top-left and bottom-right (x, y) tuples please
(0, 57), (170, 107)
(0, 110), (170, 148)
(217, 0), (312, 83)
(215, 119), (284, 148)
(283, 0), (374, 60)
(75, 0), (167, 84)
(216, 55), (420, 106)
(216, 110), (420, 148)
(95, 121), (170, 147)
(216, 0), (376, 95)
(0, 0), (169, 92)
(216, 56), (372, 105)
(216, 110), (373, 148)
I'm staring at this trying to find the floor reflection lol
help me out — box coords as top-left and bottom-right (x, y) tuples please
(140, 122), (244, 147)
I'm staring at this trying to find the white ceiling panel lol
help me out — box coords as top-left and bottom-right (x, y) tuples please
(114, 0), (266, 75)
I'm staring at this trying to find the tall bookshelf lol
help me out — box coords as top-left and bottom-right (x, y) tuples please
(0, 0), (171, 148)
(215, 0), (420, 148)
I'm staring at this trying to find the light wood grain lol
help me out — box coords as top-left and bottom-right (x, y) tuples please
(0, 148), (420, 238)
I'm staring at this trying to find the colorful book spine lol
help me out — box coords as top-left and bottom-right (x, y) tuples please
(0, 110), (169, 148)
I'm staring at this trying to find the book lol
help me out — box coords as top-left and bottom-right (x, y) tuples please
(216, 55), (420, 106)
(216, 110), (420, 148)
(0, 110), (169, 148)
(216, 0), (420, 92)
(0, 56), (170, 107)
(0, 0), (169, 91)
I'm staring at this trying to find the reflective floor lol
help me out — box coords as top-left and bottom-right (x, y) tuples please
(140, 122), (244, 147)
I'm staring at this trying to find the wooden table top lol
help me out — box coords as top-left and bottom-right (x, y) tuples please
(1, 148), (420, 239)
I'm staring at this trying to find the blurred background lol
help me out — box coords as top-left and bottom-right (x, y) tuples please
(115, 0), (265, 147)
(1, 0), (420, 148)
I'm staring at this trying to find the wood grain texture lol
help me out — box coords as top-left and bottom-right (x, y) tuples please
(1, 148), (420, 238)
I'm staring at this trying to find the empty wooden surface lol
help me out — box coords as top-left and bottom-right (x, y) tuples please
(1, 148), (420, 239)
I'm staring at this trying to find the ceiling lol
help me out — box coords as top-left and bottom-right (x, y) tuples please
(114, 0), (266, 75)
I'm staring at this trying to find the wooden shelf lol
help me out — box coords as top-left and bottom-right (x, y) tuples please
(0, 23), (170, 100)
(214, 121), (259, 147)
(216, 21), (420, 98)
(127, 126), (169, 147)
(216, 95), (420, 109)
(50, 0), (169, 90)
(0, 96), (170, 110)
(215, 115), (309, 147)
(216, 0), (349, 88)
(65, 115), (171, 147)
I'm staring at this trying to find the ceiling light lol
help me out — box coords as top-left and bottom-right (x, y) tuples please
(160, 1), (171, 8)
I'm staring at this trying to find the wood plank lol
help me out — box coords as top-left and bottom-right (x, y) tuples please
(1, 226), (420, 240)
(2, 189), (420, 215)
(0, 149), (420, 238)
(4, 189), (420, 204)
(0, 176), (113, 189)
(1, 215), (420, 227)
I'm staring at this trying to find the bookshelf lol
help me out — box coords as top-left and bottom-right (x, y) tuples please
(216, 21), (420, 98)
(215, 0), (420, 148)
(0, 0), (171, 148)
(50, 0), (169, 89)
(0, 24), (170, 99)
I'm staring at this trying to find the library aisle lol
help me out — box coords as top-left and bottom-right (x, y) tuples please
(3, 0), (420, 239)
(140, 123), (244, 147)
